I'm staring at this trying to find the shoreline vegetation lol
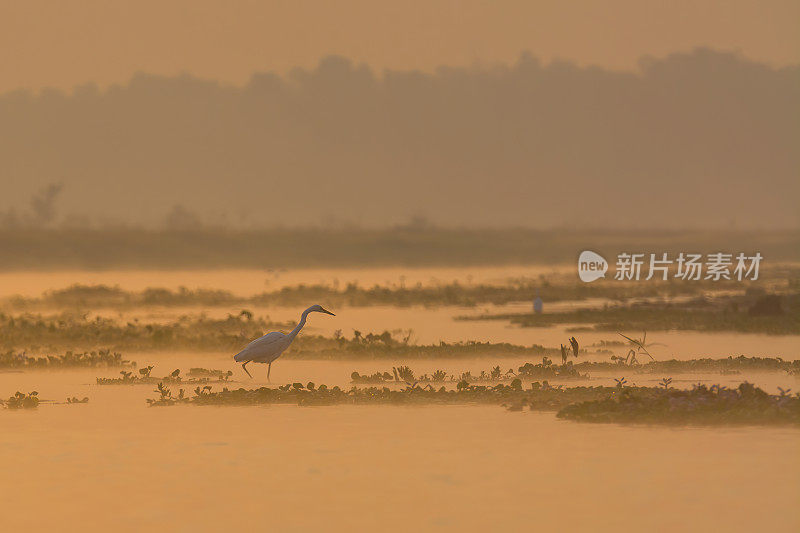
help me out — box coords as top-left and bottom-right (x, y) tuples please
(458, 294), (800, 335)
(1, 286), (797, 353)
(0, 313), (560, 357)
(5, 273), (796, 311)
(0, 349), (132, 369)
(144, 380), (800, 427)
(1, 228), (798, 270)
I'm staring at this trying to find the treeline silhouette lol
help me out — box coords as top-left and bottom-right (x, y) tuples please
(0, 227), (796, 269)
(0, 48), (797, 229)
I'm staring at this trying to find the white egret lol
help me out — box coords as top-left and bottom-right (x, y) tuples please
(234, 304), (335, 380)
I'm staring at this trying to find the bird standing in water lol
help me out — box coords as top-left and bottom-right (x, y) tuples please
(234, 305), (335, 380)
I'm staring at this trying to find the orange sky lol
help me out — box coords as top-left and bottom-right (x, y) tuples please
(1, 0), (798, 93)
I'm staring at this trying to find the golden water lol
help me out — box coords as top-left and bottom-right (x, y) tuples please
(1, 267), (798, 531)
(1, 368), (798, 532)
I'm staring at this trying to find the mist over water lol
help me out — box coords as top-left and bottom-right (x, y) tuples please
(2, 4), (799, 530)
(1, 49), (798, 229)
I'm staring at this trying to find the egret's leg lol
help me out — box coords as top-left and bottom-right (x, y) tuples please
(267, 362), (272, 382)
(242, 361), (253, 378)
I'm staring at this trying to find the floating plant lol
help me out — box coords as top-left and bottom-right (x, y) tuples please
(144, 381), (800, 426)
(97, 367), (234, 385)
(2, 391), (39, 409)
(0, 349), (132, 369)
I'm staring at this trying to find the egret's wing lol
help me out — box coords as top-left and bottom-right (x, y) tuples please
(245, 331), (285, 349)
(234, 332), (287, 361)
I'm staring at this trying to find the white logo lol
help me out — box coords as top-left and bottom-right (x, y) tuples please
(578, 250), (608, 282)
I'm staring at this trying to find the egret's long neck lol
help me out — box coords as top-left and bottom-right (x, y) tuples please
(288, 308), (313, 340)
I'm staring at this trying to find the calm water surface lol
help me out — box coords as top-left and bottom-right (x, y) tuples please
(1, 268), (798, 531)
(1, 376), (797, 532)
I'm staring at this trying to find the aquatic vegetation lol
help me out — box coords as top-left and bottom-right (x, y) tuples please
(394, 365), (414, 382)
(2, 391), (39, 409)
(187, 368), (235, 380)
(350, 359), (588, 385)
(557, 382), (800, 426)
(618, 332), (657, 362)
(0, 348), (132, 369)
(350, 370), (395, 384)
(147, 380), (607, 409)
(517, 360), (587, 380)
(145, 380), (800, 425)
(97, 367), (233, 385)
(459, 291), (800, 335)
(146, 382), (186, 406)
(0, 311), (558, 359)
(66, 396), (89, 404)
(431, 369), (448, 382)
(0, 311), (289, 352)
(348, 356), (799, 386)
(4, 275), (759, 311)
(583, 355), (800, 375)
(295, 331), (557, 360)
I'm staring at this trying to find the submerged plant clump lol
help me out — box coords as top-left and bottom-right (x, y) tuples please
(350, 360), (587, 385)
(516, 359), (586, 379)
(147, 379), (574, 408)
(1, 391), (92, 408)
(66, 396), (90, 404)
(2, 391), (40, 409)
(349, 355), (797, 387)
(144, 380), (800, 426)
(0, 349), (132, 369)
(301, 330), (556, 360)
(97, 367), (233, 385)
(557, 382), (800, 425)
(186, 367), (235, 379)
(581, 355), (800, 375)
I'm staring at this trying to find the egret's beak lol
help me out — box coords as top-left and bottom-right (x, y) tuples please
(321, 308), (335, 316)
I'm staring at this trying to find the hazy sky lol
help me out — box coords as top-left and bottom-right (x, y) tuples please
(2, 0), (798, 93)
